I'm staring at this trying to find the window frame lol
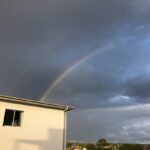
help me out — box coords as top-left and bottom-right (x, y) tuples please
(3, 109), (23, 127)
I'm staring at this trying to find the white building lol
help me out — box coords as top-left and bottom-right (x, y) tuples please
(0, 95), (73, 150)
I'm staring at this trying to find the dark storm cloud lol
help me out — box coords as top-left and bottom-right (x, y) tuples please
(1, 0), (150, 143)
(47, 44), (150, 108)
(124, 73), (150, 101)
(48, 59), (124, 108)
(0, 0), (150, 45)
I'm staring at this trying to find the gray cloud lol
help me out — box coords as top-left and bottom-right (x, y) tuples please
(124, 73), (150, 103)
(1, 0), (150, 46)
(68, 104), (150, 143)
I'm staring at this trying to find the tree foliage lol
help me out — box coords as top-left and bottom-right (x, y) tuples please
(66, 139), (144, 150)
(86, 143), (96, 150)
(119, 144), (143, 150)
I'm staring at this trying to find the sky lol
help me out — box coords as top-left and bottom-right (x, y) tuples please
(1, 0), (150, 143)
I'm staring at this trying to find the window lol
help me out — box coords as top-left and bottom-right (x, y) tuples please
(3, 109), (23, 126)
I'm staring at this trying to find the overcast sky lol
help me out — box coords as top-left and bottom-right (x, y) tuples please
(1, 0), (150, 143)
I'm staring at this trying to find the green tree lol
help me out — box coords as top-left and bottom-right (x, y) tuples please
(119, 144), (143, 150)
(86, 143), (96, 150)
(96, 139), (108, 150)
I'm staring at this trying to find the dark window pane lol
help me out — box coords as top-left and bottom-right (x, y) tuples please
(13, 111), (21, 126)
(3, 110), (14, 126)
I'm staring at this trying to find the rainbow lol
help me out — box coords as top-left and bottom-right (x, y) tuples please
(40, 43), (114, 102)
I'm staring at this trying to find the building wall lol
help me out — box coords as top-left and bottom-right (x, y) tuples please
(0, 101), (65, 150)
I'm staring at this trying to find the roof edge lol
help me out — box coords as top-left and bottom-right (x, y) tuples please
(0, 95), (74, 111)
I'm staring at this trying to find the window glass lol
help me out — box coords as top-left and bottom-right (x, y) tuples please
(3, 110), (14, 126)
(3, 109), (23, 127)
(14, 111), (21, 126)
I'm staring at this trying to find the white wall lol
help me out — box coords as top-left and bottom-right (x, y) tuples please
(0, 101), (65, 150)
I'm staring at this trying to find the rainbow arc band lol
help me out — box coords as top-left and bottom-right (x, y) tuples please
(40, 43), (114, 102)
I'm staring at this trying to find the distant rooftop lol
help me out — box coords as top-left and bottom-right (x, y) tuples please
(0, 95), (74, 111)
